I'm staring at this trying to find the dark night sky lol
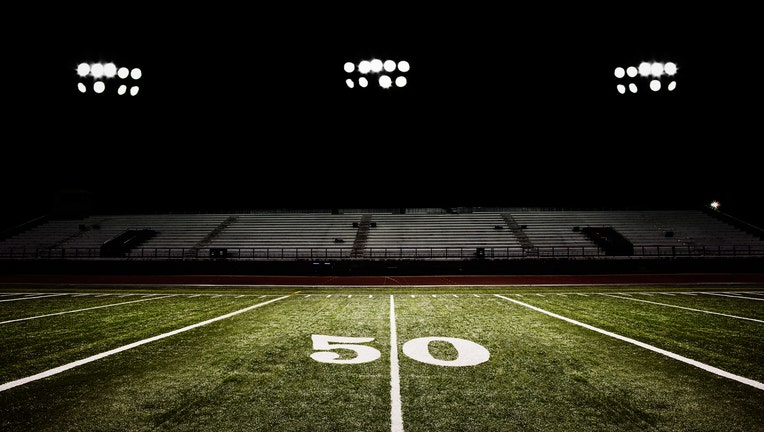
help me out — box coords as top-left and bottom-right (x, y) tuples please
(2, 4), (762, 226)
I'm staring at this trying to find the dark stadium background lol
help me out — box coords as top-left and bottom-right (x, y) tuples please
(2, 4), (761, 228)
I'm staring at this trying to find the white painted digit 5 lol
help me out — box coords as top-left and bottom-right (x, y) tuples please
(310, 334), (382, 364)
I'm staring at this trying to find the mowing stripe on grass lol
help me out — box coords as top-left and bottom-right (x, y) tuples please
(0, 295), (176, 325)
(706, 293), (764, 301)
(495, 294), (764, 390)
(0, 295), (290, 393)
(0, 294), (67, 303)
(390, 295), (404, 432)
(603, 294), (764, 323)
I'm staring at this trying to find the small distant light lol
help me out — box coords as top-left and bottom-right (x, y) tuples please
(358, 60), (371, 74)
(664, 62), (677, 76)
(91, 63), (105, 78)
(628, 83), (638, 93)
(383, 60), (396, 72)
(103, 63), (117, 78)
(710, 201), (720, 210)
(93, 81), (105, 94)
(118, 84), (127, 95)
(345, 78), (354, 88)
(343, 62), (355, 73)
(668, 81), (677, 91)
(397, 60), (410, 72)
(649, 80), (661, 91)
(117, 67), (129, 79)
(379, 75), (392, 89)
(370, 59), (383, 73)
(395, 76), (407, 87)
(77, 82), (87, 93)
(614, 67), (625, 79)
(616, 84), (626, 94)
(130, 86), (139, 96)
(626, 66), (638, 78)
(76, 63), (90, 77)
(130, 68), (142, 80)
(358, 77), (368, 88)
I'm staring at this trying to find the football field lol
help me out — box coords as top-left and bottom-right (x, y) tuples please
(1, 285), (763, 431)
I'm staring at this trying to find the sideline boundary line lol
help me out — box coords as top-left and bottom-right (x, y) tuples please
(603, 294), (764, 324)
(0, 295), (176, 325)
(495, 294), (764, 390)
(0, 295), (290, 392)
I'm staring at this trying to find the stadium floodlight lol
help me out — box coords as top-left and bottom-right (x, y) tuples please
(76, 63), (90, 77)
(91, 63), (105, 78)
(346, 58), (410, 90)
(104, 63), (117, 78)
(616, 61), (678, 94)
(77, 61), (143, 96)
(710, 200), (720, 210)
(616, 84), (626, 94)
(358, 60), (372, 74)
(130, 86), (139, 96)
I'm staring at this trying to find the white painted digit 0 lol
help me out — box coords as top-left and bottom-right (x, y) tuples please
(402, 337), (490, 367)
(310, 334), (382, 364)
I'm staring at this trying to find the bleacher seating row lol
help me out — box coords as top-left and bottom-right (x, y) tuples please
(1, 209), (762, 260)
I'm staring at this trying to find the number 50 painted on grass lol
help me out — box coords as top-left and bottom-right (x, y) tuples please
(310, 335), (490, 367)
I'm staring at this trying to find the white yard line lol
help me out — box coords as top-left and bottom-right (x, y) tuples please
(0, 295), (176, 325)
(0, 295), (290, 393)
(706, 293), (764, 301)
(603, 294), (764, 324)
(0, 294), (68, 303)
(389, 295), (404, 432)
(495, 294), (764, 391)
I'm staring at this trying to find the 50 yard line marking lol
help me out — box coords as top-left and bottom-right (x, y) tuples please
(495, 294), (764, 390)
(0, 295), (290, 393)
(390, 295), (404, 432)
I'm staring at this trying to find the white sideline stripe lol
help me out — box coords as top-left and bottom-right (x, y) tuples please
(603, 295), (764, 324)
(0, 295), (175, 325)
(706, 293), (764, 301)
(0, 294), (67, 303)
(495, 294), (764, 391)
(0, 295), (290, 393)
(389, 295), (404, 432)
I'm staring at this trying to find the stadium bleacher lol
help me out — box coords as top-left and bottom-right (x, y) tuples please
(1, 208), (762, 267)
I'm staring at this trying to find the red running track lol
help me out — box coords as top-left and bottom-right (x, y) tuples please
(1, 273), (764, 286)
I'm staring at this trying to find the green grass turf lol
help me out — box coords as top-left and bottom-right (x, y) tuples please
(0, 286), (762, 431)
